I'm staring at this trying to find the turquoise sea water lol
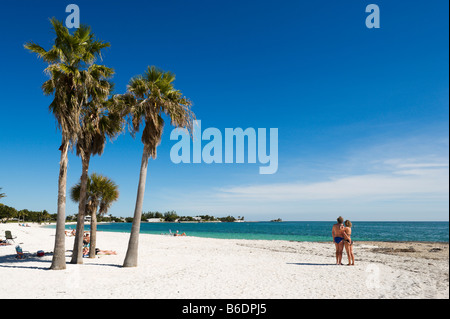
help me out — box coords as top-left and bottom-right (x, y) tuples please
(62, 221), (449, 242)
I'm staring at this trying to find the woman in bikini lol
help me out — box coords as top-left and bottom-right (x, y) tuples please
(342, 220), (355, 265)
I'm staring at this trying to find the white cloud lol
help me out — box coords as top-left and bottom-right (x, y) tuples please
(396, 163), (448, 169)
(217, 166), (449, 202)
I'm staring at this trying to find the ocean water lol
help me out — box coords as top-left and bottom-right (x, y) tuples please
(65, 221), (449, 242)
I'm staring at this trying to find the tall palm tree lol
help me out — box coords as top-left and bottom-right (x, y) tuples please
(71, 173), (119, 258)
(69, 65), (125, 264)
(122, 66), (195, 267)
(24, 18), (110, 270)
(0, 188), (5, 200)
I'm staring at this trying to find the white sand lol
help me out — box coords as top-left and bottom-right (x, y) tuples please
(0, 223), (448, 299)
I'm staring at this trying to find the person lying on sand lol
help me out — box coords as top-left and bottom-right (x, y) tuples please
(95, 248), (117, 255)
(83, 246), (117, 257)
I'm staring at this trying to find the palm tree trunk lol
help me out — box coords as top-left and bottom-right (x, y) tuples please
(89, 211), (97, 258)
(123, 148), (149, 267)
(71, 154), (91, 264)
(50, 140), (69, 270)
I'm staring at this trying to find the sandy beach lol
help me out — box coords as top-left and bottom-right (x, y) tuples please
(0, 223), (448, 299)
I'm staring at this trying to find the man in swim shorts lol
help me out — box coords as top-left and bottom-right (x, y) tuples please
(332, 216), (345, 265)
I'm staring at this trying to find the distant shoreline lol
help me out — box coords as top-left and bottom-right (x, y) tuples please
(37, 221), (450, 243)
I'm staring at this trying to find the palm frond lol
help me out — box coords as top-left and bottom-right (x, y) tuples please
(123, 66), (196, 158)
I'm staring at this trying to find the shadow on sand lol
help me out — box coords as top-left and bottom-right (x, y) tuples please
(287, 262), (336, 266)
(0, 253), (53, 270)
(0, 251), (122, 270)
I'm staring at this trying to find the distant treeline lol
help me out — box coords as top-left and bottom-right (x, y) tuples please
(1, 203), (244, 224)
(66, 214), (124, 223)
(142, 211), (245, 222)
(0, 204), (54, 223)
(0, 203), (122, 224)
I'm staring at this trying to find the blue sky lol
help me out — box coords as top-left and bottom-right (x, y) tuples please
(0, 0), (448, 221)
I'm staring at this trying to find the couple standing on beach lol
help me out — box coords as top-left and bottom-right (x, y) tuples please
(332, 216), (355, 266)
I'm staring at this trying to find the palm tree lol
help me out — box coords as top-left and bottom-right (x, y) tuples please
(0, 188), (5, 200)
(18, 210), (28, 223)
(24, 18), (110, 270)
(71, 173), (119, 258)
(41, 210), (51, 224)
(69, 65), (125, 264)
(122, 66), (195, 267)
